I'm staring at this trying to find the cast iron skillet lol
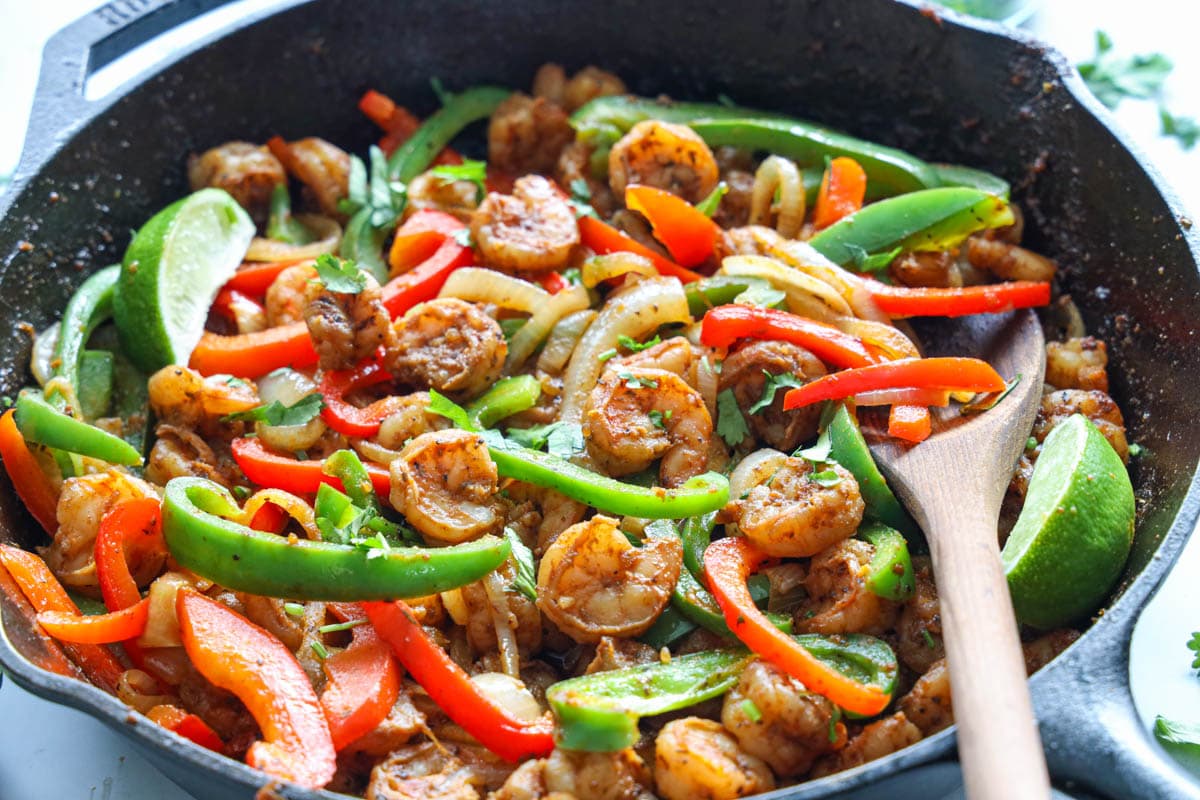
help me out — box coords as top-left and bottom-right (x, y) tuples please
(1, 1), (1199, 798)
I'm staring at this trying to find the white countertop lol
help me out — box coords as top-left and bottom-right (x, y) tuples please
(0, 1), (1197, 798)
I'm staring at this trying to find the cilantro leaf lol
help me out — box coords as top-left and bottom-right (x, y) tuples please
(749, 371), (804, 415)
(695, 182), (728, 218)
(505, 527), (537, 601)
(617, 371), (659, 390)
(1187, 631), (1200, 669)
(505, 422), (559, 450)
(617, 334), (661, 353)
(546, 422), (586, 459)
(267, 184), (314, 245)
(795, 427), (835, 464)
(432, 159), (488, 202)
(648, 409), (672, 429)
(716, 389), (750, 448)
(1154, 716), (1200, 753)
(810, 469), (843, 487)
(1078, 30), (1173, 109)
(844, 243), (902, 273)
(222, 393), (325, 427)
(314, 253), (369, 294)
(734, 283), (788, 309)
(1161, 108), (1199, 150)
(427, 389), (478, 432)
(568, 178), (599, 219)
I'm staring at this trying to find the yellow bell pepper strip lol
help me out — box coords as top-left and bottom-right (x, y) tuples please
(176, 589), (336, 789)
(14, 390), (143, 466)
(704, 536), (891, 716)
(161, 477), (510, 601)
(362, 599), (556, 761)
(0, 409), (59, 534)
(547, 649), (755, 751)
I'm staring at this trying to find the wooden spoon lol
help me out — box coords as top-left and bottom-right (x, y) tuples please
(864, 309), (1050, 800)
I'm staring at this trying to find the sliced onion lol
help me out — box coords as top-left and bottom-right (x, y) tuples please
(139, 572), (193, 648)
(351, 437), (405, 466)
(470, 672), (544, 722)
(240, 488), (319, 539)
(720, 255), (852, 321)
(117, 670), (174, 713)
(439, 267), (548, 312)
(835, 317), (919, 360)
(750, 156), (806, 238)
(256, 368), (327, 452)
(559, 277), (690, 424)
(244, 213), (341, 262)
(580, 253), (657, 288)
(506, 284), (591, 371)
(729, 448), (788, 499)
(483, 571), (521, 678)
(853, 388), (952, 407)
(31, 322), (59, 387)
(696, 354), (720, 421)
(762, 235), (891, 323)
(537, 309), (597, 375)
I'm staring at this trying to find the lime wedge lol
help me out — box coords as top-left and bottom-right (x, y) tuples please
(1002, 413), (1134, 629)
(113, 188), (254, 372)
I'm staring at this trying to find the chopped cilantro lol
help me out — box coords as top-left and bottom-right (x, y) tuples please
(922, 629), (937, 650)
(431, 159), (488, 201)
(716, 389), (750, 448)
(1187, 631), (1200, 669)
(618, 334), (661, 353)
(1154, 716), (1200, 754)
(695, 182), (729, 218)
(844, 243), (902, 273)
(314, 253), (368, 294)
(618, 371), (659, 390)
(810, 469), (842, 487)
(310, 641), (330, 660)
(795, 427), (834, 464)
(749, 371), (804, 414)
(1128, 442), (1144, 458)
(427, 389), (476, 431)
(283, 602), (305, 617)
(648, 409), (672, 429)
(222, 393), (325, 427)
(506, 527), (537, 601)
(568, 178), (599, 219)
(1078, 31), (1173, 110)
(1161, 108), (1199, 150)
(740, 698), (763, 723)
(546, 422), (586, 459)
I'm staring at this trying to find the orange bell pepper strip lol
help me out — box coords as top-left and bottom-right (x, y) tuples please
(223, 259), (307, 295)
(577, 215), (703, 283)
(231, 437), (391, 497)
(319, 357), (407, 438)
(624, 184), (719, 268)
(865, 278), (1051, 318)
(0, 410), (58, 534)
(783, 357), (1006, 411)
(888, 405), (933, 443)
(813, 157), (868, 230)
(146, 704), (225, 753)
(190, 321), (318, 378)
(381, 236), (475, 318)
(320, 603), (402, 750)
(699, 305), (879, 369)
(705, 536), (890, 716)
(388, 209), (465, 275)
(37, 600), (150, 644)
(177, 590), (336, 789)
(362, 600), (555, 762)
(0, 544), (125, 694)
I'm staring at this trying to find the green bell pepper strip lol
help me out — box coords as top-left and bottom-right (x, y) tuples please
(547, 649), (755, 751)
(486, 437), (729, 519)
(678, 510), (718, 578)
(858, 522), (916, 602)
(162, 477), (510, 601)
(807, 187), (1014, 267)
(673, 569), (792, 640)
(466, 375), (542, 430)
(48, 265), (120, 415)
(821, 402), (920, 541)
(266, 183), (315, 245)
(322, 449), (376, 508)
(314, 483), (356, 533)
(929, 163), (1010, 200)
(13, 390), (142, 466)
(684, 276), (779, 318)
(389, 86), (511, 182)
(792, 633), (898, 719)
(78, 350), (114, 420)
(638, 602), (698, 649)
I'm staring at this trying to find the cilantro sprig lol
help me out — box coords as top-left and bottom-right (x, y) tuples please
(716, 389), (750, 448)
(431, 159), (488, 202)
(222, 393), (325, 427)
(749, 371), (804, 414)
(314, 253), (368, 294)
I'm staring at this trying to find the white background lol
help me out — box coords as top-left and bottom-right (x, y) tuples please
(0, 0), (1198, 798)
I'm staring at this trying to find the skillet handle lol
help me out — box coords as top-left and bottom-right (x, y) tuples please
(1032, 595), (1200, 799)
(18, 0), (236, 176)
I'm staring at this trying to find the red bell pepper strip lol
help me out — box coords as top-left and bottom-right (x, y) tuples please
(362, 600), (555, 762)
(190, 321), (318, 378)
(888, 405), (933, 443)
(0, 544), (125, 694)
(223, 260), (304, 296)
(705, 536), (890, 716)
(0, 409), (58, 534)
(813, 157), (868, 230)
(783, 357), (1006, 410)
(211, 288), (265, 326)
(37, 600), (149, 644)
(538, 271), (570, 294)
(700, 305), (879, 369)
(319, 357), (406, 438)
(624, 184), (719, 268)
(381, 237), (475, 318)
(231, 437), (391, 497)
(577, 215), (703, 284)
(146, 704), (225, 752)
(358, 89), (463, 164)
(866, 278), (1051, 318)
(177, 590), (336, 788)
(388, 209), (465, 275)
(320, 603), (402, 750)
(249, 502), (288, 534)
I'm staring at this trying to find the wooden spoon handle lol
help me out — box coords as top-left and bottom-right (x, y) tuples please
(927, 501), (1050, 800)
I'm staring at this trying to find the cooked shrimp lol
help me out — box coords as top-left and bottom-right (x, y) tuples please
(810, 712), (923, 778)
(532, 63), (627, 112)
(723, 454), (863, 558)
(555, 141), (618, 218)
(147, 365), (259, 435)
(500, 480), (587, 554)
(895, 556), (944, 674)
(386, 298), (507, 401)
(654, 717), (775, 800)
(389, 429), (503, 543)
(366, 741), (483, 800)
(145, 424), (231, 487)
(343, 688), (426, 758)
(719, 340), (827, 451)
(280, 137), (351, 219)
(1045, 337), (1109, 392)
(406, 171), (481, 224)
(889, 251), (962, 288)
(187, 141), (285, 225)
(966, 236), (1057, 282)
(608, 120), (719, 204)
(898, 658), (952, 735)
(1035, 389), (1128, 462)
(305, 274), (393, 371)
(45, 470), (161, 594)
(488, 759), (550, 800)
(372, 392), (453, 450)
(583, 636), (658, 675)
(721, 660), (842, 777)
(471, 175), (579, 273)
(612, 337), (703, 388)
(264, 263), (320, 326)
(798, 538), (900, 636)
(543, 747), (655, 800)
(712, 168), (756, 229)
(583, 367), (712, 488)
(536, 515), (682, 643)
(487, 93), (576, 176)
